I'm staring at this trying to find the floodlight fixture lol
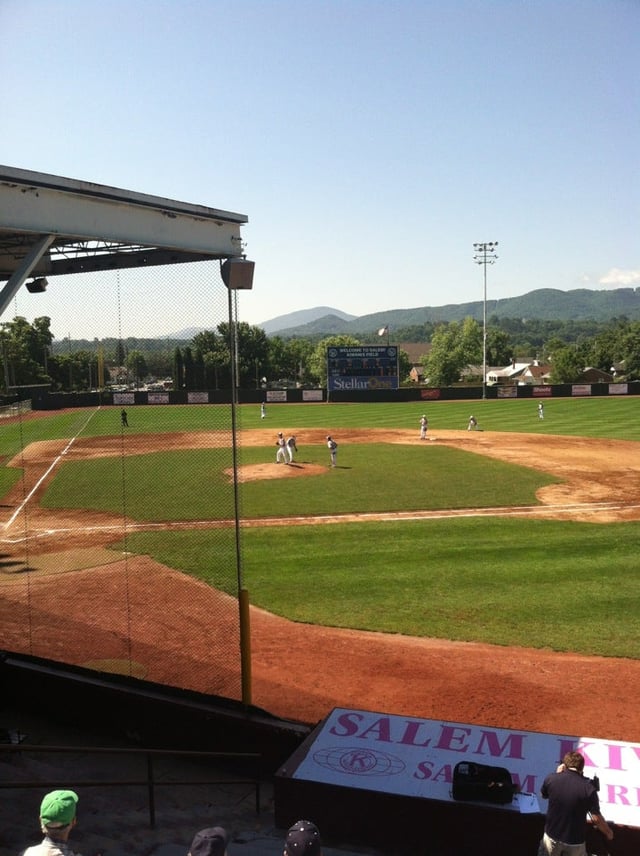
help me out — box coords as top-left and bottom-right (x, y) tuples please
(472, 241), (499, 400)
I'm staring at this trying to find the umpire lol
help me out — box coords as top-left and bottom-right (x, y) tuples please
(537, 750), (613, 856)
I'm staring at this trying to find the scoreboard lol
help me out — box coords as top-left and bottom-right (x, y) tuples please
(327, 345), (399, 391)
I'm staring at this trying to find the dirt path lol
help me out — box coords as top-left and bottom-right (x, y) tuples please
(1, 427), (639, 740)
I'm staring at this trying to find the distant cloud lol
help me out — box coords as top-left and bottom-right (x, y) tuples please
(599, 268), (640, 287)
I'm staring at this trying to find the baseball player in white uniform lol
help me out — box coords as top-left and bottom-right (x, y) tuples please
(276, 432), (288, 463)
(286, 435), (298, 463)
(420, 414), (428, 439)
(326, 435), (338, 468)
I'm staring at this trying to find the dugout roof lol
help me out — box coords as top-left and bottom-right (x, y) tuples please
(0, 164), (249, 317)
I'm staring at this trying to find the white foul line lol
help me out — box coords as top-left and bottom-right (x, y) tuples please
(4, 408), (100, 530)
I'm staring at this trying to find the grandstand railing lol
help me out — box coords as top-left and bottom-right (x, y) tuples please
(0, 742), (262, 827)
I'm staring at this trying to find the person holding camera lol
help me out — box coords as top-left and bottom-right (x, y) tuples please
(537, 750), (613, 856)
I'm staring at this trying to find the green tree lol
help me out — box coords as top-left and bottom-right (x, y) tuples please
(173, 347), (184, 390)
(422, 319), (481, 386)
(114, 339), (126, 367)
(193, 349), (206, 388)
(621, 322), (640, 380)
(460, 317), (483, 365)
(192, 330), (230, 388)
(182, 346), (195, 390)
(193, 324), (267, 389)
(267, 336), (314, 386)
(214, 322), (271, 388)
(398, 348), (412, 384)
(549, 346), (583, 383)
(486, 328), (513, 366)
(0, 316), (53, 390)
(145, 349), (173, 379)
(126, 350), (147, 388)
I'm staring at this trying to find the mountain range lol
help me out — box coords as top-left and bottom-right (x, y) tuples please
(259, 287), (640, 337)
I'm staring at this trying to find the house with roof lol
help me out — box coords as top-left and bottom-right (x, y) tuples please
(577, 366), (614, 383)
(487, 359), (552, 386)
(401, 343), (431, 383)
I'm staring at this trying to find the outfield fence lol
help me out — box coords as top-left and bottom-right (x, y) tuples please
(29, 379), (640, 410)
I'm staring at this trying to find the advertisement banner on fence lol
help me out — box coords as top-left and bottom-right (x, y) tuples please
(572, 385), (592, 396)
(113, 393), (135, 405)
(187, 392), (209, 403)
(302, 389), (323, 401)
(288, 707), (640, 826)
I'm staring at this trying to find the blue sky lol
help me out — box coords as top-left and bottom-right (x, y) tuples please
(1, 0), (638, 339)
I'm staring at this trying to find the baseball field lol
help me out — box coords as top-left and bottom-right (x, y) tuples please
(1, 395), (639, 742)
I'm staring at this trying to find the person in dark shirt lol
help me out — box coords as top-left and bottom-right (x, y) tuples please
(537, 750), (613, 856)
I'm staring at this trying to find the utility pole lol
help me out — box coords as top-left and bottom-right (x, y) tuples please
(473, 242), (499, 399)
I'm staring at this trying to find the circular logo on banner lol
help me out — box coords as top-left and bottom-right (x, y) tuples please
(313, 746), (405, 777)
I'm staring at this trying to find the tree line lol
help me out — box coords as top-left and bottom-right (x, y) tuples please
(1, 313), (639, 393)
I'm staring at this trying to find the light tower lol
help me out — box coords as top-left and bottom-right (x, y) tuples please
(473, 241), (499, 399)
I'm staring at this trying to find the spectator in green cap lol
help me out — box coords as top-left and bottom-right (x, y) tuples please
(21, 790), (82, 856)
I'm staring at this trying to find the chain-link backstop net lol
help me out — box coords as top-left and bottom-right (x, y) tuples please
(0, 260), (245, 703)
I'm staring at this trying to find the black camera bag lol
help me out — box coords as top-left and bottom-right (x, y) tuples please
(452, 761), (516, 805)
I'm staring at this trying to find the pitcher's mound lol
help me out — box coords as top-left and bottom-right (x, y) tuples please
(226, 462), (327, 482)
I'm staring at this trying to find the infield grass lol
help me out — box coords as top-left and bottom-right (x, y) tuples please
(41, 442), (556, 520)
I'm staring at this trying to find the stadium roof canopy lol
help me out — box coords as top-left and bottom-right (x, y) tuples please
(0, 164), (249, 316)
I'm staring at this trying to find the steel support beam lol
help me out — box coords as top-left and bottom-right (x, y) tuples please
(0, 234), (55, 318)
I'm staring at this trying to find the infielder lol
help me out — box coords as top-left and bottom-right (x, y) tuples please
(420, 414), (428, 439)
(286, 435), (298, 463)
(326, 435), (338, 468)
(276, 432), (288, 463)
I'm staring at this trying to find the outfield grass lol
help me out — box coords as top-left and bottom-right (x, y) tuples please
(2, 394), (639, 451)
(240, 395), (640, 440)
